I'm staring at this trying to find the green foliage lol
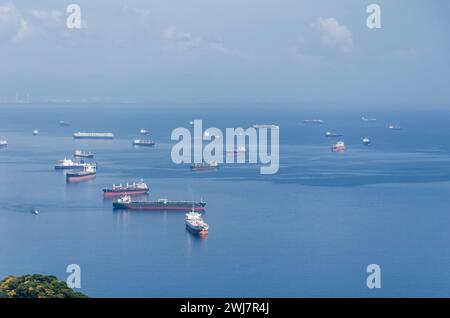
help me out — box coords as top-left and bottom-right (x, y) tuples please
(0, 274), (88, 298)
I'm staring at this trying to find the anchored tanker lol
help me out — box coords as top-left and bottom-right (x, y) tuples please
(73, 132), (114, 139)
(113, 196), (206, 212)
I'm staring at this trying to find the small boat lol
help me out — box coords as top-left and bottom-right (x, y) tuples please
(325, 131), (344, 137)
(189, 121), (194, 126)
(66, 163), (97, 183)
(185, 209), (209, 236)
(31, 209), (40, 215)
(132, 139), (155, 147)
(55, 157), (87, 170)
(103, 180), (149, 197)
(74, 149), (94, 158)
(332, 141), (345, 153)
(0, 139), (7, 148)
(361, 116), (377, 122)
(362, 137), (371, 145)
(33, 130), (39, 136)
(303, 119), (324, 125)
(140, 129), (150, 135)
(190, 160), (219, 171)
(388, 124), (402, 130)
(59, 121), (72, 127)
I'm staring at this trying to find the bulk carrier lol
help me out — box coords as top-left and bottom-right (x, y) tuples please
(185, 210), (209, 236)
(103, 180), (149, 197)
(66, 163), (97, 183)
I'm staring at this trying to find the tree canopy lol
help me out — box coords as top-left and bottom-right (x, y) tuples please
(0, 274), (88, 298)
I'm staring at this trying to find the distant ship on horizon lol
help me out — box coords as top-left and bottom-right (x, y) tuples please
(132, 139), (155, 147)
(252, 124), (279, 129)
(388, 124), (402, 130)
(74, 149), (94, 158)
(0, 139), (7, 147)
(303, 119), (324, 125)
(190, 160), (219, 171)
(59, 121), (72, 127)
(325, 131), (344, 137)
(361, 116), (377, 122)
(74, 132), (114, 139)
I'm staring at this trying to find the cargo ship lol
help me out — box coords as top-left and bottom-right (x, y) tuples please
(103, 180), (149, 197)
(132, 139), (155, 146)
(140, 129), (150, 135)
(331, 141), (345, 153)
(362, 137), (371, 145)
(59, 121), (72, 127)
(303, 119), (324, 125)
(325, 131), (344, 137)
(55, 157), (87, 170)
(185, 210), (209, 236)
(190, 160), (219, 171)
(0, 139), (7, 148)
(66, 164), (96, 183)
(113, 196), (206, 212)
(73, 132), (114, 139)
(74, 149), (94, 158)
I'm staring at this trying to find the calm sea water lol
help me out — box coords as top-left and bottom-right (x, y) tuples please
(1, 104), (450, 297)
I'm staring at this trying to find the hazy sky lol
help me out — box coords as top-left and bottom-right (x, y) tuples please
(0, 0), (449, 108)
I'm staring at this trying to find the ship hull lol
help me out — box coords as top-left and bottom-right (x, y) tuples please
(190, 166), (218, 171)
(133, 142), (155, 147)
(55, 166), (84, 170)
(74, 154), (94, 158)
(186, 225), (208, 235)
(331, 147), (345, 153)
(103, 189), (149, 197)
(113, 202), (206, 212)
(74, 136), (113, 140)
(66, 172), (96, 183)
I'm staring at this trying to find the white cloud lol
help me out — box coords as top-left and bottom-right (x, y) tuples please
(31, 9), (62, 26)
(313, 17), (353, 52)
(0, 3), (32, 42)
(162, 26), (238, 55)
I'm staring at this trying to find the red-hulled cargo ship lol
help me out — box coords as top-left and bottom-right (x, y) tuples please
(103, 180), (149, 197)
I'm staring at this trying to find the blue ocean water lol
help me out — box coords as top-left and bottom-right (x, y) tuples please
(1, 103), (450, 297)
